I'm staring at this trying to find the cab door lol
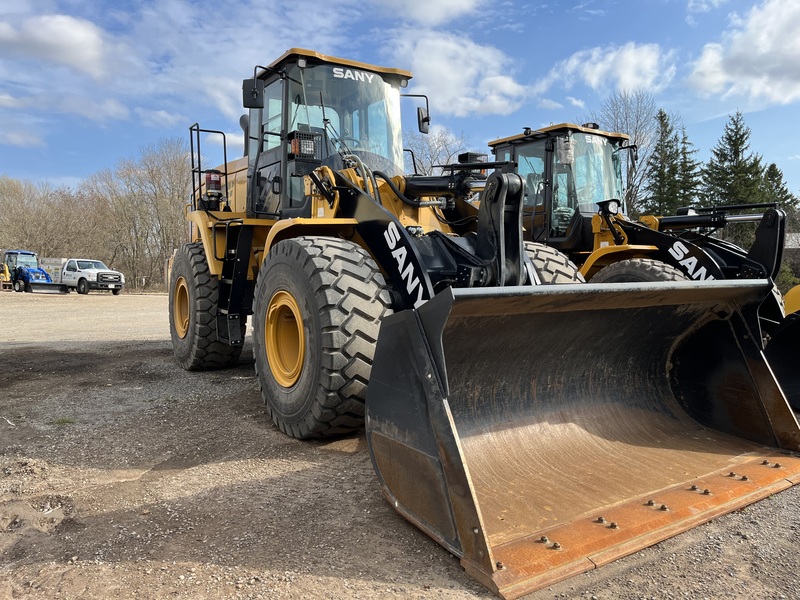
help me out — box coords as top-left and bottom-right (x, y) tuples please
(63, 260), (78, 286)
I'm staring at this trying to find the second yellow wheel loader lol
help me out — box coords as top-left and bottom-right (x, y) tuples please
(170, 49), (800, 599)
(489, 122), (799, 412)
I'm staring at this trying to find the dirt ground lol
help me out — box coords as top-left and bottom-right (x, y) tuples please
(1, 292), (799, 600)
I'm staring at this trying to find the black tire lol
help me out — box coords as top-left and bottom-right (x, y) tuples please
(591, 258), (687, 283)
(169, 242), (244, 371)
(77, 278), (89, 294)
(252, 237), (393, 439)
(524, 241), (585, 283)
(111, 288), (121, 296)
(13, 280), (23, 292)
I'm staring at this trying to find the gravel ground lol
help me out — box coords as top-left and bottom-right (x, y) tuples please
(0, 291), (798, 599)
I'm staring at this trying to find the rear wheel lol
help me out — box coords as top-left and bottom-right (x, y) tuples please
(169, 242), (243, 370)
(524, 242), (585, 283)
(591, 258), (687, 282)
(77, 279), (89, 294)
(253, 237), (393, 439)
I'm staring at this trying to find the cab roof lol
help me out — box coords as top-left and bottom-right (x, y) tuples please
(264, 48), (413, 81)
(489, 122), (630, 148)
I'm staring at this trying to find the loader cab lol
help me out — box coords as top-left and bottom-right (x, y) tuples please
(489, 124), (629, 254)
(242, 49), (411, 219)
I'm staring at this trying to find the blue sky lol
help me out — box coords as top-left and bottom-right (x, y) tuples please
(3, 0), (800, 195)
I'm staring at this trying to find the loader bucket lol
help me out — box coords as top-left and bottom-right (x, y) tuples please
(765, 313), (800, 410)
(365, 280), (800, 599)
(28, 282), (68, 294)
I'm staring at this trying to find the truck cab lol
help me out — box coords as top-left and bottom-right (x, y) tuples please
(62, 259), (125, 295)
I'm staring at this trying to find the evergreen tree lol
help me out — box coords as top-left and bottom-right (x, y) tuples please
(702, 111), (765, 206)
(641, 109), (680, 215)
(762, 162), (798, 209)
(703, 111), (766, 248)
(676, 127), (702, 207)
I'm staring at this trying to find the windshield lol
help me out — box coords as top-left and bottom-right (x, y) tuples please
(555, 132), (625, 215)
(78, 260), (108, 270)
(12, 254), (38, 269)
(286, 63), (405, 176)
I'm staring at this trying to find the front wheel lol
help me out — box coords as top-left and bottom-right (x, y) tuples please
(13, 280), (23, 292)
(524, 242), (585, 283)
(111, 288), (121, 296)
(169, 242), (244, 370)
(252, 237), (393, 439)
(77, 279), (89, 294)
(591, 258), (687, 282)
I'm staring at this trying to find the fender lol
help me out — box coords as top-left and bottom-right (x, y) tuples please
(580, 244), (658, 279)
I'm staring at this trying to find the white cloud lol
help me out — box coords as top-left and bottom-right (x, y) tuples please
(370, 0), (487, 26)
(390, 30), (526, 117)
(538, 98), (563, 110)
(57, 96), (129, 121)
(134, 108), (186, 128)
(0, 93), (26, 108)
(686, 1), (727, 25)
(534, 42), (676, 95)
(0, 15), (109, 79)
(566, 96), (586, 109)
(688, 0), (800, 105)
(0, 0), (40, 17)
(688, 0), (727, 13)
(0, 129), (44, 147)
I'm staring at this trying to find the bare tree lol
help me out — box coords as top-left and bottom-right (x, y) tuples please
(403, 128), (472, 175)
(83, 137), (191, 288)
(586, 88), (658, 215)
(0, 177), (95, 257)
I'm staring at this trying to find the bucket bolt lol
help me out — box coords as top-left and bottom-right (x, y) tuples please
(609, 522), (619, 529)
(728, 472), (737, 478)
(703, 489), (712, 495)
(690, 484), (699, 491)
(660, 504), (669, 511)
(552, 542), (562, 550)
(741, 475), (749, 481)
(646, 499), (655, 507)
(774, 463), (782, 469)
(496, 561), (505, 570)
(596, 516), (606, 524)
(539, 536), (549, 543)
(762, 460), (770, 465)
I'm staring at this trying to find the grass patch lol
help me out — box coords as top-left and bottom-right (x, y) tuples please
(53, 417), (76, 425)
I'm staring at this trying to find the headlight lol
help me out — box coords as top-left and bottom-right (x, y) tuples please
(88, 272), (97, 281)
(598, 199), (621, 216)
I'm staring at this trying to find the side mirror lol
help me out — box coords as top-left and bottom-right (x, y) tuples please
(239, 114), (250, 157)
(242, 78), (264, 109)
(417, 106), (430, 134)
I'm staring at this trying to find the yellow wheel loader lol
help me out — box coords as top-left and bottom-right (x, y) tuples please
(0, 261), (12, 291)
(490, 123), (800, 412)
(170, 50), (800, 599)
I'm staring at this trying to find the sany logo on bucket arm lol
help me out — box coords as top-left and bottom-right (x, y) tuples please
(668, 241), (716, 280)
(384, 222), (427, 308)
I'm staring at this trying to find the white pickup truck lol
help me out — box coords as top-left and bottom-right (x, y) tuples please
(61, 258), (126, 295)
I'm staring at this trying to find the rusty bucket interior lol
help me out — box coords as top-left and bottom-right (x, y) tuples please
(366, 280), (800, 599)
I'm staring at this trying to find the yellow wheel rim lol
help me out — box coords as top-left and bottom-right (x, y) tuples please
(173, 276), (190, 339)
(266, 290), (305, 388)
